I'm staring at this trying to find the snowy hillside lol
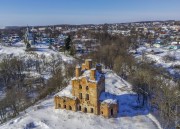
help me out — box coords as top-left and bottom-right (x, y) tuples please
(0, 42), (74, 101)
(135, 46), (180, 78)
(0, 70), (161, 129)
(0, 42), (73, 62)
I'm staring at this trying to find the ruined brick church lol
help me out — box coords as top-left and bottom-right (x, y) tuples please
(54, 59), (118, 118)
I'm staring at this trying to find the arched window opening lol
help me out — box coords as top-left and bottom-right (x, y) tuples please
(84, 107), (87, 113)
(91, 108), (93, 113)
(79, 93), (82, 99)
(111, 109), (113, 116)
(69, 106), (72, 110)
(58, 104), (61, 108)
(86, 94), (89, 100)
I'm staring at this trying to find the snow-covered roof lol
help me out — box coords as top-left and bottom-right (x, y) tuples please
(72, 69), (104, 83)
(101, 99), (117, 105)
(55, 85), (76, 100)
(99, 92), (117, 105)
(86, 59), (92, 61)
(91, 68), (96, 71)
(96, 64), (101, 66)
(76, 65), (81, 68)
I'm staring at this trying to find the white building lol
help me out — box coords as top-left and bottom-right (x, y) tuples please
(25, 27), (34, 44)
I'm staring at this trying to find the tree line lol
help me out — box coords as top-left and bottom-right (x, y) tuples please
(0, 54), (75, 124)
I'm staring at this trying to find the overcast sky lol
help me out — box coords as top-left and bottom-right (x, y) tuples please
(0, 0), (180, 28)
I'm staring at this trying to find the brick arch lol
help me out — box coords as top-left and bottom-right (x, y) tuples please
(111, 108), (113, 116)
(69, 105), (72, 110)
(58, 104), (61, 108)
(84, 107), (87, 113)
(79, 105), (81, 111)
(86, 86), (89, 90)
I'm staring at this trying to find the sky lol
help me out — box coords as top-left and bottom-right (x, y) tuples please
(0, 0), (180, 28)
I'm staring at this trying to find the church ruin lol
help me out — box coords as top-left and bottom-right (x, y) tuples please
(54, 59), (118, 118)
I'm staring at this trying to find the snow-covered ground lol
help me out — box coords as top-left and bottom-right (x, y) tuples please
(135, 46), (180, 78)
(0, 42), (74, 82)
(0, 42), (73, 62)
(0, 70), (161, 129)
(0, 41), (74, 101)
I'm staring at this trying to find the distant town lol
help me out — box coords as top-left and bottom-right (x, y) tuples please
(1, 20), (180, 78)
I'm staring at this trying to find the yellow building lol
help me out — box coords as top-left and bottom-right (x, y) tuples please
(54, 59), (118, 118)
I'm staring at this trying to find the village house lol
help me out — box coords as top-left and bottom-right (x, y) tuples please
(54, 59), (118, 118)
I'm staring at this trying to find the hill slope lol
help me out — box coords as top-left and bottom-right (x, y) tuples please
(0, 70), (161, 129)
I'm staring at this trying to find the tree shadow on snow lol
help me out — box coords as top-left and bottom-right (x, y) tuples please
(35, 48), (49, 52)
(101, 92), (149, 117)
